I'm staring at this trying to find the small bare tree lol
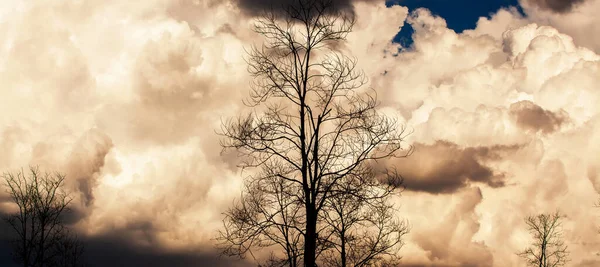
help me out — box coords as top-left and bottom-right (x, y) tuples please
(3, 166), (84, 267)
(217, 0), (411, 266)
(518, 211), (569, 267)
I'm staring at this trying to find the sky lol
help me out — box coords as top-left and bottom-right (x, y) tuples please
(0, 0), (599, 266)
(386, 0), (523, 46)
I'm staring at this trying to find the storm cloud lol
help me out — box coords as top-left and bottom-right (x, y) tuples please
(378, 141), (519, 194)
(233, 0), (380, 17)
(80, 223), (251, 267)
(0, 212), (250, 267)
(524, 0), (587, 13)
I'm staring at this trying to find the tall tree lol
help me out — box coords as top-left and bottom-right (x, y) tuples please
(217, 0), (411, 266)
(518, 211), (569, 267)
(3, 166), (85, 267)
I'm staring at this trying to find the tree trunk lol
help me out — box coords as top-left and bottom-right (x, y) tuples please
(23, 217), (28, 267)
(39, 221), (45, 267)
(304, 203), (317, 267)
(341, 231), (347, 267)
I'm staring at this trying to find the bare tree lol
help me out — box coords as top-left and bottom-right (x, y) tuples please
(217, 0), (411, 266)
(2, 166), (85, 267)
(51, 230), (85, 267)
(319, 168), (409, 267)
(518, 211), (569, 267)
(219, 167), (304, 267)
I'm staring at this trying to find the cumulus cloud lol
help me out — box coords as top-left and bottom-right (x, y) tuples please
(397, 187), (495, 266)
(0, 0), (250, 263)
(518, 0), (600, 53)
(352, 4), (600, 266)
(411, 187), (494, 266)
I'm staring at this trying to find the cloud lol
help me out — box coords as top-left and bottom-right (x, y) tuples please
(0, 210), (251, 267)
(83, 232), (251, 267)
(82, 217), (254, 267)
(0, 0), (249, 264)
(379, 141), (519, 194)
(355, 5), (600, 266)
(232, 0), (380, 17)
(408, 187), (494, 266)
(517, 0), (600, 53)
(82, 231), (251, 267)
(0, 126), (28, 170)
(576, 259), (600, 267)
(2, 0), (600, 266)
(509, 100), (569, 134)
(523, 0), (587, 13)
(66, 129), (114, 208)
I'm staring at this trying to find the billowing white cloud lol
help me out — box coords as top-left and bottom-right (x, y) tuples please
(350, 4), (600, 266)
(520, 0), (600, 53)
(0, 0), (252, 256)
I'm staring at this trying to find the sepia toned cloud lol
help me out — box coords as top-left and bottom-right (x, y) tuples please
(232, 0), (381, 17)
(509, 100), (569, 134)
(411, 187), (494, 266)
(523, 0), (587, 13)
(518, 0), (600, 53)
(356, 4), (600, 266)
(66, 129), (114, 207)
(1, 0), (600, 266)
(379, 141), (520, 194)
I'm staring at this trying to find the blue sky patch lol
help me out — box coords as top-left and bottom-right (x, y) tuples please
(385, 0), (524, 47)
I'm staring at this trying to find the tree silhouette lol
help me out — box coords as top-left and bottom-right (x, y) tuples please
(3, 166), (85, 267)
(518, 211), (569, 267)
(319, 169), (409, 267)
(217, 0), (411, 266)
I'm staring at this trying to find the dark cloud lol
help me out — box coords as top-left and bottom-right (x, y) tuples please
(0, 212), (251, 267)
(233, 0), (378, 17)
(509, 100), (568, 134)
(378, 141), (520, 194)
(524, 0), (587, 13)
(81, 227), (251, 267)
